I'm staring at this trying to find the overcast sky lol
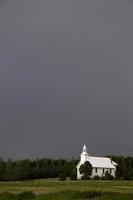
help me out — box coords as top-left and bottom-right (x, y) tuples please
(0, 0), (132, 159)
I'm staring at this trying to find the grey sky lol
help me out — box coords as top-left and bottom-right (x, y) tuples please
(0, 0), (132, 159)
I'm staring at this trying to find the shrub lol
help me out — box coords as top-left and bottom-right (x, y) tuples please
(93, 175), (101, 180)
(0, 192), (15, 200)
(70, 168), (77, 180)
(0, 192), (36, 200)
(101, 171), (114, 180)
(17, 192), (36, 200)
(81, 175), (91, 180)
(87, 191), (102, 198)
(59, 173), (67, 181)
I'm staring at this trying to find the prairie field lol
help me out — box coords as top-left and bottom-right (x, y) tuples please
(0, 180), (133, 200)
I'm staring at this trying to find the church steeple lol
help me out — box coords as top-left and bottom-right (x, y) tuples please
(83, 144), (87, 153)
(80, 144), (89, 162)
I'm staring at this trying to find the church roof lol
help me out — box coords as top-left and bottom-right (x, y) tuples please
(88, 156), (117, 169)
(77, 156), (117, 169)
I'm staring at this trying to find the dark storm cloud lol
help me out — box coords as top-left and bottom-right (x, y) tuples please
(0, 0), (132, 159)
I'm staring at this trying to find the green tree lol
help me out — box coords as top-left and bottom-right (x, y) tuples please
(70, 168), (77, 180)
(0, 158), (5, 181)
(79, 161), (92, 180)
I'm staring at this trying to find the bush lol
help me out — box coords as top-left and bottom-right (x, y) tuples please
(70, 168), (77, 180)
(0, 192), (15, 200)
(59, 173), (67, 181)
(87, 191), (102, 198)
(93, 175), (101, 180)
(17, 192), (36, 200)
(101, 171), (114, 180)
(81, 175), (91, 180)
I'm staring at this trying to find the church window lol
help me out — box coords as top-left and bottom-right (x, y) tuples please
(103, 168), (105, 174)
(95, 168), (97, 173)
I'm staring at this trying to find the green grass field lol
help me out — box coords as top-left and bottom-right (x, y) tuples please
(0, 180), (133, 199)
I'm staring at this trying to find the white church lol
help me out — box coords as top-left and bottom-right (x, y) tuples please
(76, 145), (117, 179)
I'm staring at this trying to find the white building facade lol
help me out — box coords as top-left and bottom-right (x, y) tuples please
(77, 145), (117, 179)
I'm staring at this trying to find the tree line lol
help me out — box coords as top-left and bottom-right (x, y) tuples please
(0, 156), (132, 181)
(109, 155), (133, 180)
(0, 158), (78, 181)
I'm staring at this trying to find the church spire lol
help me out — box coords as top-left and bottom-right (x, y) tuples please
(83, 144), (87, 153)
(80, 144), (89, 162)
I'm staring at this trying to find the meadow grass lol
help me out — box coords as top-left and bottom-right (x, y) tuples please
(0, 180), (133, 199)
(0, 191), (133, 200)
(0, 180), (133, 194)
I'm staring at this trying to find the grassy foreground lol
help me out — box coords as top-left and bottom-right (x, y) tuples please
(1, 191), (133, 200)
(0, 180), (133, 199)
